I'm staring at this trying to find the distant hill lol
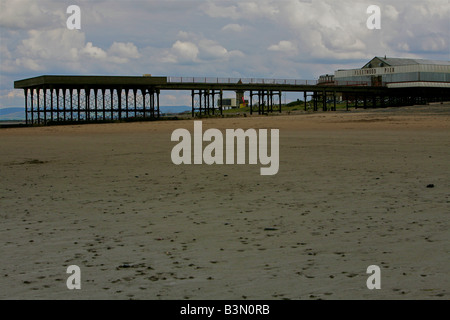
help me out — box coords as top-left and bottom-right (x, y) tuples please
(0, 106), (191, 121)
(0, 108), (25, 120)
(160, 106), (191, 114)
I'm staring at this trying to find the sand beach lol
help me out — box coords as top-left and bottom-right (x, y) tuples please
(0, 104), (449, 300)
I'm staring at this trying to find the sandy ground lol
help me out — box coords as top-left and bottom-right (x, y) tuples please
(0, 104), (449, 300)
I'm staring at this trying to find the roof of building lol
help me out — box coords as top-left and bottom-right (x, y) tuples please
(363, 57), (450, 68)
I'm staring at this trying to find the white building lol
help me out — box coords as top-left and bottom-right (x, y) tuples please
(219, 98), (238, 109)
(334, 57), (450, 88)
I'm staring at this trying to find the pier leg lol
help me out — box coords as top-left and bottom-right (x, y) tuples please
(62, 89), (66, 121)
(117, 88), (122, 120)
(152, 90), (155, 118)
(313, 92), (316, 111)
(258, 91), (261, 115)
(56, 88), (60, 121)
(94, 89), (98, 121)
(142, 88), (146, 119)
(199, 90), (203, 116)
(31, 88), (34, 124)
(270, 91), (273, 113)
(103, 89), (107, 120)
(220, 90), (223, 115)
(70, 89), (74, 121)
(24, 89), (28, 124)
(191, 90), (195, 117)
(133, 89), (137, 118)
(157, 90), (160, 118)
(77, 89), (81, 121)
(85, 88), (90, 121)
(250, 90), (253, 115)
(211, 90), (215, 115)
(149, 89), (153, 118)
(45, 87), (49, 123)
(37, 88), (41, 124)
(206, 90), (209, 115)
(111, 89), (115, 120)
(279, 91), (282, 113)
(125, 89), (129, 119)
(44, 88), (47, 124)
(333, 93), (336, 111)
(304, 91), (307, 111)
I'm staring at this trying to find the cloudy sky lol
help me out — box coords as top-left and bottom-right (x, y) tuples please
(0, 0), (449, 108)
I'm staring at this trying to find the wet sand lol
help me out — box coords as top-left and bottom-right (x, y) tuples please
(0, 104), (449, 299)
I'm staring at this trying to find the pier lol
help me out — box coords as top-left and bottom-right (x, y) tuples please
(14, 75), (449, 125)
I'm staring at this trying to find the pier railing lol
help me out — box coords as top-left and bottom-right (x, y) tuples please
(167, 77), (370, 87)
(167, 77), (319, 85)
(330, 80), (370, 86)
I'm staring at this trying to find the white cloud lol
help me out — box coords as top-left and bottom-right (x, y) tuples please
(203, 3), (238, 19)
(6, 89), (24, 99)
(228, 50), (245, 59)
(0, 0), (64, 30)
(397, 42), (410, 52)
(15, 57), (45, 72)
(107, 42), (141, 63)
(237, 1), (279, 19)
(171, 40), (200, 63)
(203, 0), (448, 62)
(222, 23), (245, 33)
(11, 28), (142, 72)
(384, 5), (399, 20)
(198, 39), (229, 60)
(203, 0), (278, 20)
(268, 40), (298, 54)
(81, 42), (108, 60)
(17, 29), (85, 61)
(2, 0), (449, 109)
(421, 36), (447, 52)
(163, 35), (244, 64)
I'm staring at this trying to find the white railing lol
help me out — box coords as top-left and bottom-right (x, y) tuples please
(167, 77), (319, 85)
(167, 77), (376, 87)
